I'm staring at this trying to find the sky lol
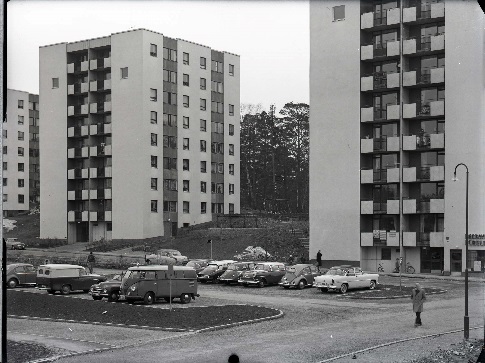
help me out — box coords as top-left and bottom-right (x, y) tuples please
(7, 0), (310, 112)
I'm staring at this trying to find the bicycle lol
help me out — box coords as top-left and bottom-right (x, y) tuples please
(377, 263), (384, 273)
(405, 262), (415, 274)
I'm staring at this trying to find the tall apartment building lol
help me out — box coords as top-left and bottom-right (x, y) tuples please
(39, 29), (240, 243)
(310, 1), (485, 274)
(2, 89), (40, 216)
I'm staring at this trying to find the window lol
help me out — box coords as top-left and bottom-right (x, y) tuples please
(151, 200), (158, 212)
(229, 144), (234, 156)
(163, 47), (177, 61)
(229, 104), (234, 116)
(183, 138), (189, 150)
(17, 115), (24, 125)
(163, 70), (177, 83)
(150, 88), (157, 101)
(229, 64), (234, 76)
(163, 201), (177, 212)
(163, 92), (177, 105)
(30, 132), (39, 141)
(163, 135), (177, 149)
(18, 163), (24, 172)
(200, 140), (207, 152)
(200, 161), (207, 173)
(2, 146), (6, 154)
(18, 179), (25, 188)
(163, 113), (177, 126)
(183, 95), (189, 108)
(18, 131), (24, 141)
(200, 119), (207, 132)
(121, 67), (128, 79)
(183, 159), (189, 171)
(333, 5), (345, 21)
(151, 178), (158, 190)
(151, 133), (158, 146)
(381, 248), (392, 260)
(150, 43), (157, 57)
(18, 147), (24, 157)
(201, 202), (207, 214)
(217, 163), (224, 174)
(163, 157), (177, 170)
(183, 201), (190, 213)
(201, 181), (207, 193)
(212, 203), (224, 214)
(183, 52), (189, 65)
(163, 179), (178, 191)
(200, 78), (206, 90)
(3, 162), (7, 170)
(211, 162), (217, 174)
(200, 99), (206, 111)
(183, 180), (190, 192)
(183, 117), (189, 129)
(212, 60), (223, 73)
(229, 183), (235, 195)
(183, 74), (189, 86)
(151, 111), (157, 124)
(151, 155), (158, 168)
(2, 194), (7, 202)
(18, 100), (24, 109)
(2, 130), (6, 138)
(18, 195), (25, 204)
(211, 81), (223, 93)
(2, 178), (6, 186)
(52, 78), (59, 88)
(229, 203), (235, 214)
(229, 124), (235, 136)
(211, 101), (224, 114)
(216, 183), (224, 194)
(200, 57), (206, 69)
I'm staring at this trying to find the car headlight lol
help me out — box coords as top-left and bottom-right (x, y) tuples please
(130, 286), (136, 291)
(291, 282), (295, 285)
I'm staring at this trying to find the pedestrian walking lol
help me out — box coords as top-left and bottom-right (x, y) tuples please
(316, 250), (322, 267)
(411, 283), (426, 327)
(288, 254), (294, 265)
(87, 251), (96, 274)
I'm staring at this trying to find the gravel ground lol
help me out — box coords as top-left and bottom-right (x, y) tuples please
(7, 340), (69, 363)
(7, 290), (280, 331)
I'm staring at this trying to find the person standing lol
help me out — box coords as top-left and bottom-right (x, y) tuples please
(316, 250), (322, 267)
(87, 252), (96, 274)
(411, 283), (426, 327)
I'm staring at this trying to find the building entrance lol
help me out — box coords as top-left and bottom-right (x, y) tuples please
(450, 249), (462, 273)
(420, 247), (443, 273)
(76, 222), (89, 242)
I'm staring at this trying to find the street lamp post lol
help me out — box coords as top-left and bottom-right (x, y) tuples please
(453, 163), (469, 340)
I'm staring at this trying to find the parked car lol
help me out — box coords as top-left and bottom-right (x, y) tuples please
(218, 262), (256, 284)
(238, 262), (286, 287)
(186, 259), (212, 274)
(279, 264), (324, 289)
(197, 260), (236, 283)
(90, 273), (123, 301)
(6, 263), (36, 288)
(5, 238), (26, 250)
(145, 249), (188, 265)
(36, 264), (107, 295)
(120, 265), (198, 305)
(313, 266), (379, 293)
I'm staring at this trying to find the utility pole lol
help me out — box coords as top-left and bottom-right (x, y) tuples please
(398, 0), (404, 290)
(270, 105), (277, 207)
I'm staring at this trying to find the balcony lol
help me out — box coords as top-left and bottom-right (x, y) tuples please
(361, 169), (374, 184)
(430, 231), (444, 247)
(361, 106), (374, 122)
(361, 200), (374, 214)
(403, 100), (445, 118)
(90, 166), (112, 178)
(361, 72), (400, 92)
(387, 200), (399, 214)
(403, 198), (444, 213)
(67, 104), (89, 117)
(80, 61), (89, 72)
(81, 125), (89, 137)
(361, 200), (399, 214)
(67, 147), (88, 159)
(90, 123), (112, 135)
(105, 211), (112, 221)
(67, 63), (75, 74)
(361, 231), (399, 247)
(361, 105), (400, 123)
(403, 2), (445, 23)
(90, 57), (111, 71)
(361, 7), (400, 30)
(68, 211), (82, 222)
(387, 168), (400, 183)
(403, 34), (445, 56)
(104, 101), (112, 112)
(361, 40), (400, 61)
(403, 132), (445, 150)
(404, 68), (445, 87)
(90, 144), (112, 157)
(67, 126), (80, 138)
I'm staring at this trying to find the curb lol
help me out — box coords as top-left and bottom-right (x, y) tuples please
(316, 326), (484, 363)
(337, 289), (447, 300)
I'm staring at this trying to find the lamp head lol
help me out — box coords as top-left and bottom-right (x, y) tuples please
(452, 173), (458, 182)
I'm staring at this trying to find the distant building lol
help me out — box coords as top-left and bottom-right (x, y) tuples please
(309, 1), (485, 274)
(3, 89), (40, 216)
(39, 29), (240, 242)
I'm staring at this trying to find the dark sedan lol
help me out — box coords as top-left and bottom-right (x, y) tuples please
(90, 273), (123, 301)
(218, 262), (256, 284)
(279, 264), (325, 289)
(6, 263), (37, 288)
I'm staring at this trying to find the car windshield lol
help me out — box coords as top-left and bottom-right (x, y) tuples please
(171, 251), (181, 256)
(326, 268), (345, 276)
(201, 265), (218, 273)
(112, 274), (121, 281)
(286, 266), (297, 273)
(187, 261), (200, 268)
(254, 264), (270, 271)
(227, 264), (244, 271)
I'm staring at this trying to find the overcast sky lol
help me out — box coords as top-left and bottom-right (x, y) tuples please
(7, 0), (309, 112)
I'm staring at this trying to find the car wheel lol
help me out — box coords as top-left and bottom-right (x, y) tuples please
(298, 280), (306, 290)
(180, 293), (191, 304)
(369, 280), (376, 290)
(7, 279), (18, 289)
(144, 292), (155, 305)
(61, 285), (71, 295)
(257, 280), (265, 288)
(92, 296), (102, 301)
(108, 291), (119, 302)
(340, 284), (348, 294)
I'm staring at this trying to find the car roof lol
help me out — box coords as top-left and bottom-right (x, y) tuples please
(256, 262), (285, 266)
(7, 263), (32, 268)
(157, 249), (180, 252)
(329, 265), (357, 269)
(39, 264), (84, 269)
(128, 265), (194, 271)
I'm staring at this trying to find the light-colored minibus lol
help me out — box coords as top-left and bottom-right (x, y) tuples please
(120, 265), (198, 305)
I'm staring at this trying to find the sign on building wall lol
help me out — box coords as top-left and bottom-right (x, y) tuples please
(467, 234), (485, 246)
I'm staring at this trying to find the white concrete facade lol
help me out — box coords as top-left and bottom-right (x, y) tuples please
(39, 29), (240, 242)
(310, 1), (485, 273)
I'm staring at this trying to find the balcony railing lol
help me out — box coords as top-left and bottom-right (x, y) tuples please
(416, 166), (431, 181)
(416, 232), (431, 246)
(373, 169), (388, 182)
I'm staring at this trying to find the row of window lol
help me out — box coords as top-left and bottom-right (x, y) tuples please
(15, 100), (37, 110)
(2, 146), (26, 156)
(152, 156), (235, 174)
(3, 130), (26, 140)
(2, 178), (26, 187)
(156, 134), (234, 153)
(151, 200), (234, 214)
(2, 194), (25, 203)
(151, 178), (235, 194)
(3, 116), (38, 126)
(3, 162), (26, 172)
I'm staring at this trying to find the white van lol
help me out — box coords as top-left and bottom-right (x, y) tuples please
(36, 264), (106, 294)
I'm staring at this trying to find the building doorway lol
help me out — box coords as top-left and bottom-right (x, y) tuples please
(420, 247), (443, 273)
(76, 222), (89, 242)
(450, 249), (462, 273)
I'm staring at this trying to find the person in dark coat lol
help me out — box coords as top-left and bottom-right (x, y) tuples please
(316, 250), (322, 267)
(411, 283), (426, 326)
(87, 252), (96, 274)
